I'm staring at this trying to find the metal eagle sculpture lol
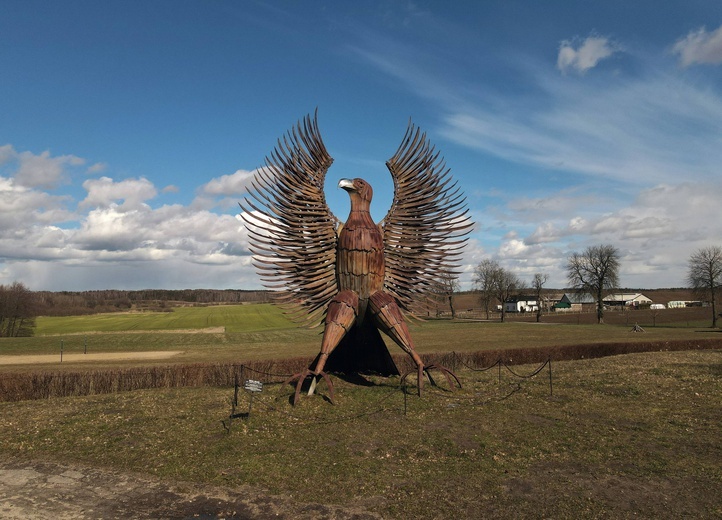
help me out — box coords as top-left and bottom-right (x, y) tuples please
(241, 112), (471, 404)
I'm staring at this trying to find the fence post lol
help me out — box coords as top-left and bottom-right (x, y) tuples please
(548, 358), (553, 396)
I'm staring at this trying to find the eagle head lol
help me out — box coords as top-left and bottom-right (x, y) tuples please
(339, 178), (373, 204)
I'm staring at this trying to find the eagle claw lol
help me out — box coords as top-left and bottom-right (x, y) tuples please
(285, 369), (335, 406)
(401, 364), (462, 396)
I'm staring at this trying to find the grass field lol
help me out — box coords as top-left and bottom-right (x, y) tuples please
(1, 303), (720, 372)
(35, 303), (296, 334)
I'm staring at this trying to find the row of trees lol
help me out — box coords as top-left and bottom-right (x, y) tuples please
(471, 244), (722, 328)
(34, 289), (272, 316)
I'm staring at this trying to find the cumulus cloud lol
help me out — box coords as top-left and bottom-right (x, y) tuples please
(192, 168), (258, 210)
(0, 174), (75, 235)
(80, 176), (157, 210)
(200, 169), (255, 196)
(14, 150), (85, 189)
(0, 147), (256, 290)
(557, 35), (618, 75)
(513, 180), (722, 287)
(672, 24), (722, 67)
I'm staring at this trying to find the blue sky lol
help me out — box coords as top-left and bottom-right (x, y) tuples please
(2, 0), (722, 291)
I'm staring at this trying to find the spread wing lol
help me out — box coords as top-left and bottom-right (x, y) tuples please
(382, 122), (473, 316)
(240, 112), (338, 326)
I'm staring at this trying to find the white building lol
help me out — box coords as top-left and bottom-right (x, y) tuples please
(503, 296), (539, 313)
(602, 293), (653, 308)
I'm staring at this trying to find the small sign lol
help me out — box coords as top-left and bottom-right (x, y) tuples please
(244, 379), (263, 393)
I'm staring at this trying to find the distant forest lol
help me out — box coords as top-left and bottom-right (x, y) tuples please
(35, 289), (272, 316)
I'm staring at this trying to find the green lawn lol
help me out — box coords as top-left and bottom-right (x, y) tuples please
(36, 303), (295, 334)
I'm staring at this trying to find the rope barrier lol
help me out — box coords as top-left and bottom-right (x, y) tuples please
(224, 356), (554, 431)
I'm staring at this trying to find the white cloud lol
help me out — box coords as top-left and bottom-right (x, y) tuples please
(0, 175), (75, 235)
(557, 36), (617, 75)
(440, 69), (722, 187)
(200, 169), (255, 196)
(672, 24), (722, 67)
(87, 162), (107, 174)
(0, 150), (255, 289)
(512, 180), (722, 287)
(15, 150), (84, 189)
(192, 168), (258, 211)
(80, 176), (157, 210)
(73, 202), (246, 256)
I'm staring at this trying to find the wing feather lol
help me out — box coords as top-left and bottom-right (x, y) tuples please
(240, 112), (338, 326)
(382, 122), (473, 316)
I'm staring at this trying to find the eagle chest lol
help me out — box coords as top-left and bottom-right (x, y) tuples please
(336, 215), (385, 299)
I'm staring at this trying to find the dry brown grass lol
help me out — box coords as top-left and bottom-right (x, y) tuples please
(1, 349), (720, 519)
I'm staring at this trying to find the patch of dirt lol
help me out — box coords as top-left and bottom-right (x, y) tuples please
(0, 458), (382, 519)
(49, 326), (227, 336)
(0, 351), (184, 366)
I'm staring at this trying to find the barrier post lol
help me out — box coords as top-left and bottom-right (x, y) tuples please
(548, 358), (553, 396)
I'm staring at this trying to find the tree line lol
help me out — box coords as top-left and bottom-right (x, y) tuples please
(34, 289), (272, 316)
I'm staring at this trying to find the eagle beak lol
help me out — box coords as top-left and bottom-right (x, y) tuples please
(338, 178), (355, 191)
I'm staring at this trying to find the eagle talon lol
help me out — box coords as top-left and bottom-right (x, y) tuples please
(285, 369), (335, 406)
(401, 364), (461, 396)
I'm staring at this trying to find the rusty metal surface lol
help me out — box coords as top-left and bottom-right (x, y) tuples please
(241, 112), (471, 401)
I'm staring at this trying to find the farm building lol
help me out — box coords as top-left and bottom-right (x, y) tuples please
(603, 293), (653, 308)
(554, 293), (596, 312)
(503, 296), (539, 313)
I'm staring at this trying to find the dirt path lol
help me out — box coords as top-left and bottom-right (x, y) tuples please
(0, 351), (184, 366)
(0, 458), (382, 519)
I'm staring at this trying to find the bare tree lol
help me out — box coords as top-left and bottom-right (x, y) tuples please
(531, 272), (548, 323)
(687, 245), (722, 328)
(566, 244), (620, 324)
(0, 282), (38, 337)
(494, 269), (523, 323)
(431, 271), (461, 318)
(473, 259), (500, 319)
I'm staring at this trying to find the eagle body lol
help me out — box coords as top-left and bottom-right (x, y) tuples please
(336, 178), (384, 323)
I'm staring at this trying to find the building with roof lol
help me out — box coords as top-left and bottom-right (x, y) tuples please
(602, 293), (653, 308)
(554, 293), (597, 312)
